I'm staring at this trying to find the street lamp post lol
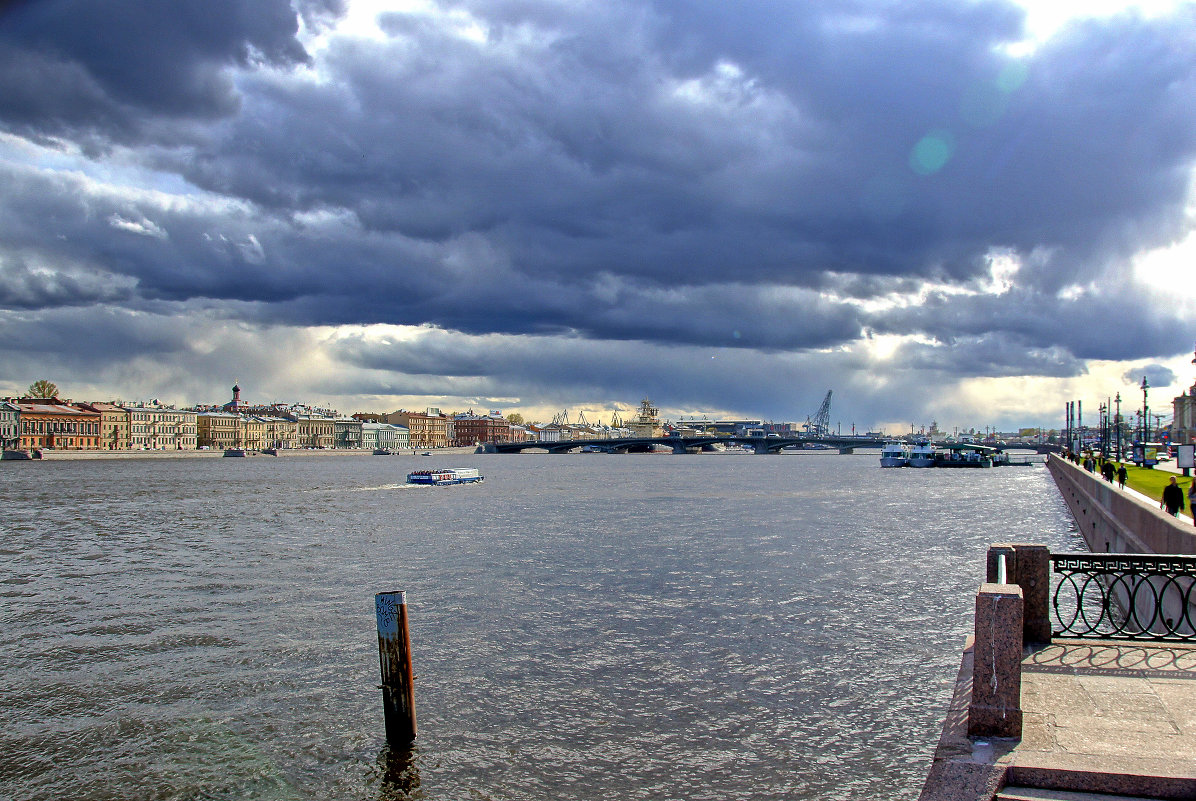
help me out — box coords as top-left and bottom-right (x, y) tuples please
(1114, 392), (1122, 461)
(1096, 402), (1103, 457)
(1141, 376), (1150, 446)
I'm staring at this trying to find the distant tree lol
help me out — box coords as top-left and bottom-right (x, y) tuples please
(506, 412), (524, 425)
(27, 379), (58, 399)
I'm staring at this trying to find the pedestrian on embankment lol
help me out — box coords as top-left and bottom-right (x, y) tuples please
(1117, 464), (1127, 489)
(1189, 481), (1196, 526)
(1101, 461), (1115, 483)
(1162, 477), (1185, 517)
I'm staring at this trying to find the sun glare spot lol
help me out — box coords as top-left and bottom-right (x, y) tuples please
(909, 131), (956, 176)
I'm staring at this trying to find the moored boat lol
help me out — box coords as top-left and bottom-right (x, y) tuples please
(223, 448), (248, 457)
(908, 441), (936, 468)
(934, 449), (992, 468)
(406, 467), (484, 485)
(2, 449), (33, 460)
(373, 448), (392, 455)
(879, 442), (910, 467)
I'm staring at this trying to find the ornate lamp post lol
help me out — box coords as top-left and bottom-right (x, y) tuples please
(1096, 402), (1104, 457)
(1141, 376), (1150, 445)
(1114, 392), (1122, 461)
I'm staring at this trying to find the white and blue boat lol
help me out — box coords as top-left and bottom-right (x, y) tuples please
(406, 467), (484, 485)
(908, 441), (936, 468)
(879, 442), (911, 467)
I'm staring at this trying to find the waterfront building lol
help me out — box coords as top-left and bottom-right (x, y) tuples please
(242, 416), (268, 450)
(452, 410), (511, 446)
(361, 422), (409, 451)
(507, 424), (535, 443)
(12, 399), (101, 450)
(1172, 375), (1196, 446)
(125, 403), (197, 450)
(530, 423), (565, 442)
(259, 416), (297, 449)
(334, 417), (363, 449)
(197, 411), (243, 449)
(0, 401), (20, 449)
(360, 422), (380, 450)
(386, 409), (450, 449)
(390, 423), (410, 450)
(287, 412), (336, 448)
(223, 382), (246, 413)
(79, 402), (130, 450)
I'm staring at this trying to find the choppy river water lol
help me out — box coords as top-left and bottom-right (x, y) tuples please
(1, 451), (1082, 800)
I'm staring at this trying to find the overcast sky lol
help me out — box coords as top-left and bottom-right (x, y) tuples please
(1, 0), (1194, 432)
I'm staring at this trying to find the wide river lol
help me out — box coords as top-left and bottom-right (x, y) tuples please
(1, 451), (1080, 800)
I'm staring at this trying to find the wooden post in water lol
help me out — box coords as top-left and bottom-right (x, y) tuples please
(376, 591), (417, 747)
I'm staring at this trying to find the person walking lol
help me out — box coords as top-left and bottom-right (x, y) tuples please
(1102, 461), (1115, 482)
(1116, 463), (1127, 489)
(1161, 477), (1185, 516)
(1189, 480), (1196, 526)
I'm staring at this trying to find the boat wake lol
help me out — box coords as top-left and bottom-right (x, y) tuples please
(307, 483), (417, 493)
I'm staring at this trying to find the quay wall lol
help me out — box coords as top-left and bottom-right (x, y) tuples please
(26, 446), (480, 461)
(1046, 455), (1196, 555)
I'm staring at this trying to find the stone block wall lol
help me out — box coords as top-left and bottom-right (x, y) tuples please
(1046, 456), (1196, 555)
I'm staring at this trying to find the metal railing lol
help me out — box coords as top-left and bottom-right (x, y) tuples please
(1051, 553), (1196, 641)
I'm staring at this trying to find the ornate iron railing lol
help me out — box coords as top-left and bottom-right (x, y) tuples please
(1051, 553), (1196, 641)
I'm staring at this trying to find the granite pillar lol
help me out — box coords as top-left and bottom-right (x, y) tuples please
(968, 583), (1023, 739)
(1012, 544), (1051, 644)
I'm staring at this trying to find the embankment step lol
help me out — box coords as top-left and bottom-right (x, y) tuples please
(998, 787), (1165, 801)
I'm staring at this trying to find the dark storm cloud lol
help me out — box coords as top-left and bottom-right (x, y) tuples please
(865, 280), (1190, 367)
(0, 306), (193, 365)
(0, 0), (341, 144)
(327, 328), (844, 419)
(1123, 364), (1178, 390)
(0, 0), (1194, 390)
(0, 252), (136, 308)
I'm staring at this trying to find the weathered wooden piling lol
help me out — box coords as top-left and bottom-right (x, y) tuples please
(375, 590), (417, 746)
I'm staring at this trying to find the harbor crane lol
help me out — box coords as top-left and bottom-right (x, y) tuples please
(806, 390), (833, 437)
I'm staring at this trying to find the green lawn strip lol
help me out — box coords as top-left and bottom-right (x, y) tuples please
(1108, 462), (1194, 518)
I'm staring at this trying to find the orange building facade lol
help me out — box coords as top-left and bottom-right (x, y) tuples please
(14, 399), (102, 450)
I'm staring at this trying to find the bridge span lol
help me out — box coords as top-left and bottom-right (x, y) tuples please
(484, 435), (888, 455)
(483, 437), (1058, 456)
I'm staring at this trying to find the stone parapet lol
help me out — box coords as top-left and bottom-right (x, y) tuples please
(968, 583), (1024, 739)
(1047, 456), (1196, 555)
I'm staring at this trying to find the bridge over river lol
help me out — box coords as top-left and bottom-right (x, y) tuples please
(484, 437), (1059, 455)
(484, 435), (888, 454)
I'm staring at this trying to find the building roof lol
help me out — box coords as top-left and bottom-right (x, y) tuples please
(12, 400), (95, 416)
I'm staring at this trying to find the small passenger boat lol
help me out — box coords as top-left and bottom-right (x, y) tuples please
(223, 448), (248, 457)
(2, 449), (33, 460)
(879, 442), (910, 468)
(373, 448), (392, 455)
(406, 467), (484, 485)
(908, 441), (936, 468)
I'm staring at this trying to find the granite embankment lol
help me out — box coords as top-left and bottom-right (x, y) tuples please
(27, 447), (481, 461)
(1047, 454), (1196, 554)
(918, 456), (1196, 801)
